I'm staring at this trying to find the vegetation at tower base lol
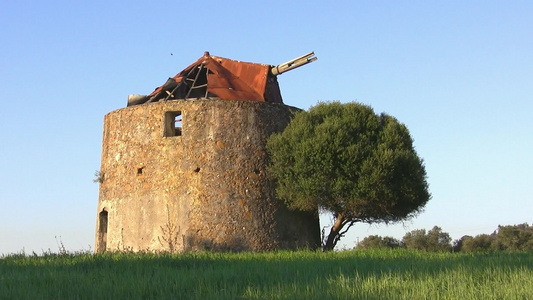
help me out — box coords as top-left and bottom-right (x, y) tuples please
(266, 101), (431, 251)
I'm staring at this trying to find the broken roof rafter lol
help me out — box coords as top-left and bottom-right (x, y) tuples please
(127, 51), (316, 107)
(184, 64), (207, 99)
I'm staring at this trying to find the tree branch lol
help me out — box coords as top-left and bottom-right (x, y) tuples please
(333, 219), (358, 247)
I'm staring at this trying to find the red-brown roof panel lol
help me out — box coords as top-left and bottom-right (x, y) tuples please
(204, 55), (265, 101)
(215, 56), (270, 100)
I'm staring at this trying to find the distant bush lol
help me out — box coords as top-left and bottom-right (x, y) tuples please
(402, 226), (452, 252)
(453, 223), (533, 252)
(493, 223), (533, 251)
(362, 223), (533, 253)
(455, 234), (496, 252)
(356, 235), (401, 250)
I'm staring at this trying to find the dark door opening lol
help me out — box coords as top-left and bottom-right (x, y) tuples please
(98, 210), (108, 252)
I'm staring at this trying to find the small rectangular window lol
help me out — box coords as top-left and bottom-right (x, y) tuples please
(164, 111), (182, 137)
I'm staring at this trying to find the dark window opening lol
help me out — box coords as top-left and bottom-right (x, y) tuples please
(137, 167), (144, 175)
(164, 111), (182, 137)
(97, 210), (108, 253)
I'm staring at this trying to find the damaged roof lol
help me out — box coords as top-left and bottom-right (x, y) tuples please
(127, 51), (316, 106)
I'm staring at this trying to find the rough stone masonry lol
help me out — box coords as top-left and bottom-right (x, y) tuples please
(95, 99), (320, 252)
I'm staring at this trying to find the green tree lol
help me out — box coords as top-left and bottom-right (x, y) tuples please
(493, 223), (533, 251)
(426, 226), (452, 251)
(402, 226), (452, 251)
(452, 235), (471, 252)
(266, 101), (430, 251)
(356, 235), (401, 250)
(460, 234), (496, 252)
(402, 229), (428, 251)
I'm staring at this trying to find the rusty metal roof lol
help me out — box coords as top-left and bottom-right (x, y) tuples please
(127, 51), (316, 107)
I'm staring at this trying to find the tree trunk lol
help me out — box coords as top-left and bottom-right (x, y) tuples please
(323, 213), (345, 251)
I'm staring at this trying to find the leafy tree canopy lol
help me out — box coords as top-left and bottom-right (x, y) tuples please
(494, 223), (533, 251)
(402, 226), (452, 252)
(356, 235), (401, 250)
(267, 101), (430, 250)
(454, 223), (533, 252)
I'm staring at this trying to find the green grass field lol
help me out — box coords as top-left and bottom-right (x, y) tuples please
(1, 249), (531, 299)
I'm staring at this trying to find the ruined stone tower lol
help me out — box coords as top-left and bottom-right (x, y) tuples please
(95, 52), (320, 252)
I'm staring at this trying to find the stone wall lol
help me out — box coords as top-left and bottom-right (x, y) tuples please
(95, 99), (320, 252)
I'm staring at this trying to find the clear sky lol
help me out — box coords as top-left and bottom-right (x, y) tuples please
(1, 1), (531, 254)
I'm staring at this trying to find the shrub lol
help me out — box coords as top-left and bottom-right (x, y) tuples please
(402, 226), (452, 252)
(356, 235), (401, 250)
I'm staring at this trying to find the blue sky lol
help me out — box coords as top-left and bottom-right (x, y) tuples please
(1, 1), (531, 254)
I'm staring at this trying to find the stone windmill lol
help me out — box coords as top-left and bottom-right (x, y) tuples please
(95, 52), (319, 253)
